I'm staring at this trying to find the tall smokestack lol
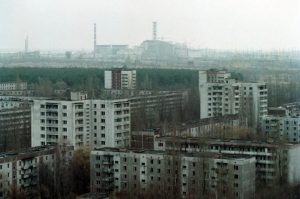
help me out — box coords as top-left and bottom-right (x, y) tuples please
(94, 23), (97, 58)
(152, 21), (157, 40)
(25, 36), (28, 53)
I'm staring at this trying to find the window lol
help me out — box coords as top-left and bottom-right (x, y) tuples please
(234, 174), (238, 179)
(62, 105), (67, 109)
(234, 165), (239, 170)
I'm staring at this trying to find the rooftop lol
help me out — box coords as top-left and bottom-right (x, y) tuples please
(93, 147), (255, 161)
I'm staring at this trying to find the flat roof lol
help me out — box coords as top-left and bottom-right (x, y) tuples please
(93, 147), (255, 160)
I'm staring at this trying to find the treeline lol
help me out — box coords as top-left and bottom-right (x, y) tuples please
(0, 67), (199, 90)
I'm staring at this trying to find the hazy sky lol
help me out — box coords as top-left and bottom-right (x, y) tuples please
(1, 0), (299, 51)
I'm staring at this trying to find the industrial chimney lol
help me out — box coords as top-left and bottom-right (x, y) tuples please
(25, 36), (28, 53)
(94, 23), (97, 58)
(152, 21), (157, 40)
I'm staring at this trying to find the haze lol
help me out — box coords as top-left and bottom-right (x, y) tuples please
(1, 0), (299, 51)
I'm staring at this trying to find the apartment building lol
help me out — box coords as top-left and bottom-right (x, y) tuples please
(91, 148), (255, 199)
(31, 93), (130, 149)
(104, 68), (136, 90)
(154, 136), (300, 186)
(0, 104), (31, 152)
(0, 82), (27, 91)
(261, 102), (300, 143)
(102, 90), (187, 130)
(0, 82), (32, 96)
(130, 91), (188, 130)
(199, 69), (268, 129)
(0, 145), (73, 199)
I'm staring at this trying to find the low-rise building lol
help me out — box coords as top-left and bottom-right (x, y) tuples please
(261, 103), (300, 143)
(91, 148), (255, 199)
(0, 145), (73, 199)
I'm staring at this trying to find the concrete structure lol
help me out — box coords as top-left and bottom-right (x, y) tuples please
(91, 148), (255, 199)
(129, 91), (188, 130)
(102, 90), (188, 130)
(166, 114), (241, 137)
(104, 68), (136, 90)
(261, 102), (300, 143)
(31, 95), (130, 149)
(95, 45), (129, 60)
(154, 136), (300, 186)
(131, 129), (160, 150)
(199, 69), (268, 129)
(0, 145), (73, 199)
(0, 82), (27, 91)
(0, 104), (31, 152)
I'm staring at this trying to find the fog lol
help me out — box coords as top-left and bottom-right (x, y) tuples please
(1, 0), (299, 50)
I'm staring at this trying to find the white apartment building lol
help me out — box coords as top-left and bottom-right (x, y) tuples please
(91, 148), (255, 199)
(0, 82), (27, 91)
(104, 68), (136, 90)
(31, 93), (130, 149)
(199, 69), (268, 129)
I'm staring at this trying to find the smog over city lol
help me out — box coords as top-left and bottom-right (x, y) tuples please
(0, 0), (300, 198)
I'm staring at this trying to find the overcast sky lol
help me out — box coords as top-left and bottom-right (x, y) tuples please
(1, 0), (299, 51)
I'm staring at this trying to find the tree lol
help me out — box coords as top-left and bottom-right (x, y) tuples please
(70, 147), (91, 195)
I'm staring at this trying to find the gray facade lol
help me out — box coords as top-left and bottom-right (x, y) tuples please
(91, 148), (255, 199)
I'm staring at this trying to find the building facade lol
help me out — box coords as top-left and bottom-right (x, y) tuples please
(31, 97), (130, 149)
(261, 102), (300, 143)
(154, 136), (300, 186)
(0, 146), (73, 199)
(199, 69), (268, 129)
(0, 104), (31, 152)
(104, 68), (136, 90)
(91, 148), (255, 199)
(0, 82), (27, 91)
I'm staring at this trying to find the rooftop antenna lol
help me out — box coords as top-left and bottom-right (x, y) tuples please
(152, 21), (157, 40)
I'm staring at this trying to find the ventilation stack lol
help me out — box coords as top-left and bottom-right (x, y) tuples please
(152, 21), (157, 40)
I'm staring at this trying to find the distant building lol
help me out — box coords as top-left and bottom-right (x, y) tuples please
(165, 114), (241, 137)
(154, 136), (300, 186)
(95, 45), (129, 61)
(0, 82), (27, 91)
(0, 145), (73, 199)
(261, 102), (300, 143)
(104, 68), (136, 90)
(102, 90), (188, 130)
(31, 93), (130, 149)
(131, 129), (160, 149)
(199, 69), (268, 129)
(0, 82), (32, 96)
